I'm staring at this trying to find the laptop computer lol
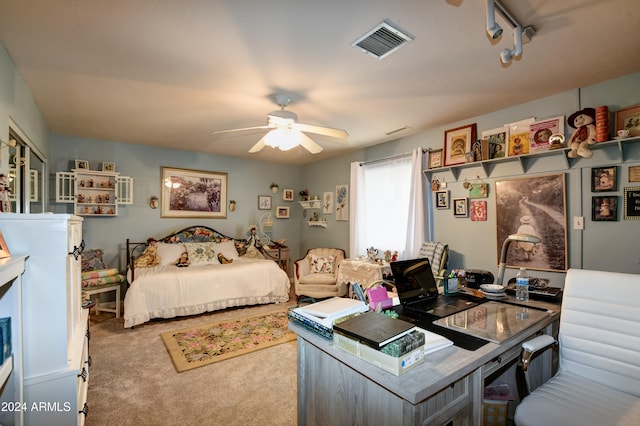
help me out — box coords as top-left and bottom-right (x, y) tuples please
(390, 258), (479, 319)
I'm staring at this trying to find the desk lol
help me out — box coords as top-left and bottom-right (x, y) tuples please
(262, 245), (289, 275)
(336, 259), (392, 288)
(290, 295), (560, 426)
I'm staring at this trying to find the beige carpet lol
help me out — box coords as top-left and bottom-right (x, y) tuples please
(161, 309), (296, 372)
(86, 300), (298, 426)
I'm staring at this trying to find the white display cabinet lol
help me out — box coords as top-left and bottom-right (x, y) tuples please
(56, 169), (133, 216)
(0, 214), (90, 426)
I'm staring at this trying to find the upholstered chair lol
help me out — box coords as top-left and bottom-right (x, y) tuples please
(417, 241), (449, 290)
(294, 248), (346, 302)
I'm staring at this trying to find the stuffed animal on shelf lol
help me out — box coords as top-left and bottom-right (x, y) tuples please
(567, 107), (597, 158)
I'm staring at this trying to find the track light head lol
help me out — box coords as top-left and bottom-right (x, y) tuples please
(500, 48), (514, 64)
(487, 23), (503, 40)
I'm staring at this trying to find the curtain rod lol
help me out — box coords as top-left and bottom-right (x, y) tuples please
(359, 148), (428, 166)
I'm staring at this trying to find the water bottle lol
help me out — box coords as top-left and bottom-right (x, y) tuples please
(516, 267), (530, 301)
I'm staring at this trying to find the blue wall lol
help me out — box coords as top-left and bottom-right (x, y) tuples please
(1, 38), (639, 284)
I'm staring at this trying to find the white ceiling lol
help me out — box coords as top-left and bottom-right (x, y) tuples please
(0, 0), (639, 165)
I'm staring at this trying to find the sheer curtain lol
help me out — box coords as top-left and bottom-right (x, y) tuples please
(350, 148), (427, 260)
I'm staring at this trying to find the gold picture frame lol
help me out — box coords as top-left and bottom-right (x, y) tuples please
(161, 167), (227, 218)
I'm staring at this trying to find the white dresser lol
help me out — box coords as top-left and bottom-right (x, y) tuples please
(0, 214), (89, 426)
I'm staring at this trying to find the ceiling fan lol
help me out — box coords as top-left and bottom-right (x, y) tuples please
(214, 94), (348, 154)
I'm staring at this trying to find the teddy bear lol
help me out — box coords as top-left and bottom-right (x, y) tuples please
(567, 107), (597, 158)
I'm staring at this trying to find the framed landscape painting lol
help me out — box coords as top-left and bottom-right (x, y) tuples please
(495, 173), (567, 272)
(161, 167), (227, 218)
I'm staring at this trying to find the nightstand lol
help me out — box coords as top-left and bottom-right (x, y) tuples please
(262, 245), (289, 275)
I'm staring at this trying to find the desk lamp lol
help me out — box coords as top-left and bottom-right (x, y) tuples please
(496, 233), (541, 285)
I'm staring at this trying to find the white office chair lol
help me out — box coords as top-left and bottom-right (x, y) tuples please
(514, 268), (640, 426)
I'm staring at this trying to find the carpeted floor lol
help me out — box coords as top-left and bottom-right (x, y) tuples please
(86, 297), (298, 426)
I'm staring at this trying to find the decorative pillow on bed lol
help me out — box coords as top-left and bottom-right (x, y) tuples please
(184, 242), (220, 266)
(156, 242), (187, 266)
(81, 249), (107, 272)
(310, 254), (335, 274)
(215, 240), (239, 260)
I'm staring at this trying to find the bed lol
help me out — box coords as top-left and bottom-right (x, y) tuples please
(124, 226), (290, 328)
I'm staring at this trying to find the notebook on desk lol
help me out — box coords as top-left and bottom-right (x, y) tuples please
(390, 258), (479, 319)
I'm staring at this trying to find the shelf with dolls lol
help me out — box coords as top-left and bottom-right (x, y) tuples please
(55, 168), (133, 216)
(425, 136), (640, 182)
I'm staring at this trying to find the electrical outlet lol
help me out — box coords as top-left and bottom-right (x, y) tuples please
(573, 216), (584, 230)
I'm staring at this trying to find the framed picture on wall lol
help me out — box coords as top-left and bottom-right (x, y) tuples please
(591, 166), (618, 192)
(428, 149), (443, 169)
(443, 123), (476, 166)
(623, 187), (640, 220)
(258, 195), (272, 210)
(435, 190), (449, 209)
(495, 173), (567, 272)
(276, 206), (290, 219)
(453, 197), (468, 217)
(592, 196), (618, 221)
(282, 189), (294, 201)
(615, 104), (640, 137)
(161, 167), (227, 218)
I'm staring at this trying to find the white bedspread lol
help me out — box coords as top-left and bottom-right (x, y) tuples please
(124, 258), (290, 327)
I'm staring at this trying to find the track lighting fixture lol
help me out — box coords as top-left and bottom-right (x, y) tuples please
(485, 0), (534, 64)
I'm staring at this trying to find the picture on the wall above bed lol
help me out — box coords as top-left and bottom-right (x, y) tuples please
(161, 167), (228, 218)
(495, 173), (567, 272)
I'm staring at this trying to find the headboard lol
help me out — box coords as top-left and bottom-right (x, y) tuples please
(126, 226), (249, 281)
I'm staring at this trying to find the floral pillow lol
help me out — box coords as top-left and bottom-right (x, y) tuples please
(81, 249), (107, 272)
(310, 255), (335, 274)
(184, 242), (219, 266)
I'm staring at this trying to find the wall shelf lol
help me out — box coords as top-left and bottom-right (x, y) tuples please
(307, 220), (328, 228)
(299, 199), (321, 209)
(424, 136), (640, 181)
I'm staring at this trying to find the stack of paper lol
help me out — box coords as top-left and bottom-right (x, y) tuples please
(288, 297), (369, 340)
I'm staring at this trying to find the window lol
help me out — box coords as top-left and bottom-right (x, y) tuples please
(351, 149), (425, 260)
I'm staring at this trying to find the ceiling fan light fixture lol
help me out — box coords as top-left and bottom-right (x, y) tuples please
(263, 129), (302, 151)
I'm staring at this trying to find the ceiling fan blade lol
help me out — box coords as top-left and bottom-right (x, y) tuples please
(299, 133), (323, 154)
(248, 138), (266, 153)
(293, 122), (348, 140)
(214, 125), (273, 135)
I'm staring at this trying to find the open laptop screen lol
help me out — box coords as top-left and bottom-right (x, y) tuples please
(390, 258), (439, 303)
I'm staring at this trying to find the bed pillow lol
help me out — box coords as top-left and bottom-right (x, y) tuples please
(310, 254), (335, 274)
(215, 240), (239, 260)
(184, 242), (219, 266)
(156, 242), (186, 266)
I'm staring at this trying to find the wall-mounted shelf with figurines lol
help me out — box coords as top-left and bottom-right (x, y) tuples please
(55, 162), (133, 216)
(299, 199), (321, 209)
(307, 212), (327, 227)
(424, 107), (640, 183)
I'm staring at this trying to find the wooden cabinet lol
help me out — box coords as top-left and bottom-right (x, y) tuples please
(0, 255), (27, 426)
(0, 214), (89, 425)
(55, 170), (133, 216)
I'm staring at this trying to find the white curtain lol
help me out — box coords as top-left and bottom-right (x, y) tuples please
(405, 148), (426, 257)
(349, 148), (427, 260)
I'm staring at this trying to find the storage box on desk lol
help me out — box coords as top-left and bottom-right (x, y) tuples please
(333, 332), (424, 375)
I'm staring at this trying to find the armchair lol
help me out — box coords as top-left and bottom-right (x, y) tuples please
(514, 268), (640, 425)
(294, 248), (346, 302)
(417, 242), (448, 290)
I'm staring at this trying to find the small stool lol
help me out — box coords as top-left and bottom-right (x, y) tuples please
(83, 284), (121, 318)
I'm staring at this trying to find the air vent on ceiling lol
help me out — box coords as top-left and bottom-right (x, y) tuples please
(351, 20), (414, 59)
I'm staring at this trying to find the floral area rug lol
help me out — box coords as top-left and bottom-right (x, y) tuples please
(160, 309), (296, 372)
